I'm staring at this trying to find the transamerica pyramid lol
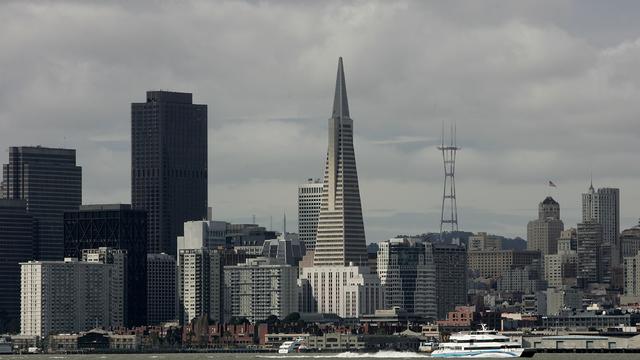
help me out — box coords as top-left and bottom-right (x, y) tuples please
(313, 57), (368, 266)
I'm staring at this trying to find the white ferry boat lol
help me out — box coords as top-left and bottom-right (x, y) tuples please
(431, 324), (532, 358)
(278, 338), (305, 353)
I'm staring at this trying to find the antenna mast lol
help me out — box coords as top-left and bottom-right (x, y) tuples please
(438, 122), (460, 241)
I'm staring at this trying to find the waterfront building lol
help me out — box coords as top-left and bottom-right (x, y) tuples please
(0, 199), (34, 331)
(527, 197), (564, 255)
(81, 248), (127, 327)
(433, 243), (468, 319)
(63, 204), (147, 326)
(20, 258), (123, 337)
(2, 146), (82, 260)
(178, 248), (223, 324)
(224, 257), (298, 322)
(132, 91), (208, 256)
(313, 58), (367, 267)
(377, 238), (436, 318)
(147, 253), (177, 324)
(298, 178), (323, 252)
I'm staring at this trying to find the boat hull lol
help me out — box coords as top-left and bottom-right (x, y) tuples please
(431, 348), (525, 358)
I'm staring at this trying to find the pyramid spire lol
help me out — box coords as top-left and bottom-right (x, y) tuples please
(332, 57), (350, 119)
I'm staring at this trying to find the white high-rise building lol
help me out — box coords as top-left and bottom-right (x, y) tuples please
(298, 178), (323, 252)
(177, 220), (228, 253)
(301, 265), (383, 318)
(20, 258), (122, 337)
(224, 257), (298, 322)
(582, 185), (620, 283)
(147, 253), (177, 325)
(314, 57), (367, 267)
(178, 248), (223, 324)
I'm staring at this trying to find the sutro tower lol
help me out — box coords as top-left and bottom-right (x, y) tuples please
(438, 123), (459, 240)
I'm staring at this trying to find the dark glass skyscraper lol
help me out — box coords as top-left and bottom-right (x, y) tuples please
(2, 146), (82, 260)
(63, 204), (147, 326)
(132, 91), (208, 255)
(433, 243), (468, 319)
(0, 199), (35, 332)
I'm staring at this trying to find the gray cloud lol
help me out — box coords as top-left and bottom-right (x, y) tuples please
(2, 0), (640, 242)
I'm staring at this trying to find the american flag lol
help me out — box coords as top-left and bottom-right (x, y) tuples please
(548, 181), (557, 187)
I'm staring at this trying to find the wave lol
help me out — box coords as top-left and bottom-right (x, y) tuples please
(258, 351), (429, 359)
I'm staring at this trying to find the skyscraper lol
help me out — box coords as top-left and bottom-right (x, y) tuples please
(582, 185), (620, 283)
(298, 178), (322, 252)
(2, 146), (82, 260)
(527, 197), (564, 255)
(0, 199), (34, 332)
(178, 248), (223, 324)
(314, 58), (367, 267)
(132, 91), (208, 256)
(63, 204), (147, 326)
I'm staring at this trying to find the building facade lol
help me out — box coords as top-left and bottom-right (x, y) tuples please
(377, 238), (436, 318)
(298, 178), (323, 252)
(63, 204), (147, 326)
(301, 265), (383, 318)
(81, 248), (127, 327)
(20, 258), (123, 337)
(147, 253), (177, 325)
(582, 185), (620, 283)
(224, 257), (298, 322)
(313, 58), (368, 267)
(2, 146), (82, 260)
(577, 220), (603, 285)
(624, 252), (640, 296)
(620, 222), (640, 259)
(467, 249), (541, 279)
(527, 197), (564, 255)
(468, 232), (501, 252)
(178, 248), (223, 324)
(132, 91), (208, 256)
(0, 199), (34, 331)
(433, 243), (468, 319)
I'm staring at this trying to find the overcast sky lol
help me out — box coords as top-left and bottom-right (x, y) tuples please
(2, 0), (640, 242)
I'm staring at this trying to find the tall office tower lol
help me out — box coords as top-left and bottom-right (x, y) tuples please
(0, 200), (34, 332)
(224, 257), (298, 322)
(377, 238), (436, 317)
(582, 185), (620, 283)
(63, 204), (147, 326)
(314, 58), (367, 266)
(3, 146), (82, 260)
(132, 91), (208, 256)
(527, 197), (564, 255)
(81, 248), (127, 328)
(432, 243), (467, 319)
(620, 222), (640, 258)
(178, 248), (223, 324)
(20, 258), (122, 337)
(544, 230), (578, 288)
(298, 178), (323, 252)
(576, 220), (603, 285)
(147, 253), (177, 325)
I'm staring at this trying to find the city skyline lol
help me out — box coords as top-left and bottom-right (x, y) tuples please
(3, 1), (640, 242)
